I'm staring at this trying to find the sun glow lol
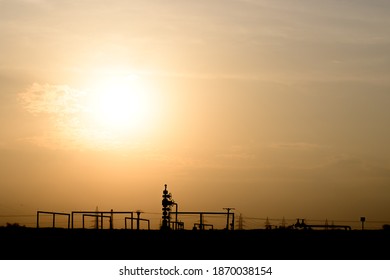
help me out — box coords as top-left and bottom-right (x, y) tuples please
(68, 72), (164, 150)
(19, 72), (164, 150)
(90, 75), (152, 133)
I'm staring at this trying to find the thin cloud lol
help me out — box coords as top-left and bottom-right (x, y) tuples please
(322, 154), (390, 176)
(17, 82), (158, 151)
(17, 83), (92, 150)
(270, 142), (324, 150)
(216, 145), (255, 160)
(18, 83), (87, 115)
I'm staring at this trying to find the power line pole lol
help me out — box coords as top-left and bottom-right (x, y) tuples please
(94, 206), (99, 229)
(265, 217), (271, 229)
(237, 213), (244, 230)
(223, 207), (235, 230)
(360, 217), (366, 230)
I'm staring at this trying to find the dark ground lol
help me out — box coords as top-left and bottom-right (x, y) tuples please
(1, 227), (389, 260)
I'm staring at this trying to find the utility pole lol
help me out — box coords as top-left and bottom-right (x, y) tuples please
(238, 213), (243, 230)
(94, 206), (99, 229)
(265, 217), (271, 230)
(136, 210), (141, 230)
(360, 217), (366, 230)
(110, 209), (114, 230)
(223, 207), (235, 230)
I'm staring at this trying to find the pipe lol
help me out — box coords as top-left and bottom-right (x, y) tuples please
(125, 217), (150, 230)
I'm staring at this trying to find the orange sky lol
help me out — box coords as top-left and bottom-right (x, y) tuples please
(1, 0), (390, 229)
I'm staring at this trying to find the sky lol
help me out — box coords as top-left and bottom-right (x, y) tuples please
(1, 0), (390, 229)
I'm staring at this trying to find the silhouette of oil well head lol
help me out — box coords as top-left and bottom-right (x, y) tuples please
(161, 184), (175, 230)
(161, 184), (235, 231)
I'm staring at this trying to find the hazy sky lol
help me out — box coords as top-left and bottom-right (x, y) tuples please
(1, 0), (390, 229)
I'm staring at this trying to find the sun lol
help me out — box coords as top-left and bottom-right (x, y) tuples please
(90, 75), (151, 133)
(69, 71), (164, 149)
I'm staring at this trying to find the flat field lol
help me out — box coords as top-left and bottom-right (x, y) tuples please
(1, 227), (389, 260)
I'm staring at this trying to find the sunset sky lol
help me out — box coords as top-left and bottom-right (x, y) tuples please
(1, 0), (390, 229)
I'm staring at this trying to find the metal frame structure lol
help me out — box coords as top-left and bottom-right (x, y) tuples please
(169, 220), (184, 230)
(124, 216), (150, 230)
(36, 210), (151, 230)
(82, 214), (112, 229)
(193, 223), (214, 230)
(71, 210), (149, 230)
(169, 211), (235, 230)
(36, 211), (71, 229)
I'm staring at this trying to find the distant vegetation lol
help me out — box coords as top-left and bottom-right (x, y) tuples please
(2, 222), (26, 228)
